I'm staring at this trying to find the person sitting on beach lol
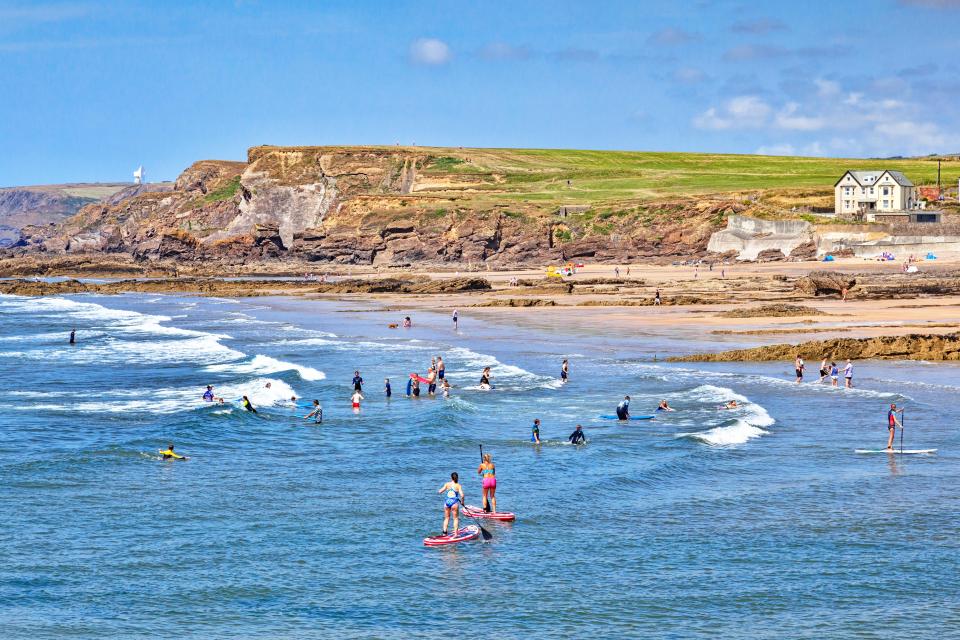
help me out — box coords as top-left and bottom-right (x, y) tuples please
(657, 400), (675, 412)
(304, 400), (323, 424)
(159, 443), (187, 460)
(569, 424), (587, 445)
(616, 396), (631, 420)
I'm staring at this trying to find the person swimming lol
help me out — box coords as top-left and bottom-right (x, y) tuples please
(656, 400), (675, 412)
(720, 400), (739, 409)
(203, 385), (214, 402)
(242, 396), (257, 413)
(478, 453), (497, 513)
(531, 418), (541, 444)
(569, 424), (586, 445)
(437, 472), (464, 536)
(159, 443), (187, 460)
(616, 395), (631, 420)
(304, 400), (323, 424)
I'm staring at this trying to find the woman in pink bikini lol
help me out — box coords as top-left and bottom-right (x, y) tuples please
(477, 453), (497, 513)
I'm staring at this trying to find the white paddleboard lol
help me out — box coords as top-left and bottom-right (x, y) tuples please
(855, 449), (937, 455)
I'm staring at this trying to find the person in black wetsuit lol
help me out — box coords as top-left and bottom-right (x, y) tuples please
(569, 424), (586, 445)
(352, 371), (363, 392)
(69, 329), (76, 344)
(242, 395), (257, 413)
(616, 395), (631, 420)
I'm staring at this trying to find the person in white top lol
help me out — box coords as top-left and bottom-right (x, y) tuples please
(844, 359), (854, 388)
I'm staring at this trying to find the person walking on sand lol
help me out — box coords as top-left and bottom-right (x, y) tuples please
(654, 289), (661, 306)
(614, 266), (620, 278)
(477, 453), (497, 513)
(886, 403), (903, 450)
(844, 359), (854, 388)
(452, 309), (458, 330)
(561, 359), (569, 383)
(795, 355), (804, 383)
(818, 358), (829, 383)
(438, 472), (464, 536)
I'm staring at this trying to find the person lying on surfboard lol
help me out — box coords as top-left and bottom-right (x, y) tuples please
(438, 472), (464, 536)
(159, 443), (187, 460)
(478, 453), (497, 513)
(887, 403), (904, 450)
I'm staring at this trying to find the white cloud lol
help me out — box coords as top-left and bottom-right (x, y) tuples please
(409, 38), (451, 65)
(775, 103), (825, 131)
(814, 78), (840, 97)
(694, 95), (772, 130)
(755, 143), (797, 156)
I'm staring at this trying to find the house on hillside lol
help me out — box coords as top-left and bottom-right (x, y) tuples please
(834, 170), (930, 222)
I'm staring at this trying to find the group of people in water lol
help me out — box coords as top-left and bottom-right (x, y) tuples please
(794, 356), (855, 388)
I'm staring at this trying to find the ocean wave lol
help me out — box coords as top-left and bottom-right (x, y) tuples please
(205, 354), (326, 381)
(676, 384), (774, 447)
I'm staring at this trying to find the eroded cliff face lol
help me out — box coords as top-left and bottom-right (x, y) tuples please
(12, 146), (742, 267)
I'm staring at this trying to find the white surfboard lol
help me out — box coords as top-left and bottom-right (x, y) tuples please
(855, 449), (937, 455)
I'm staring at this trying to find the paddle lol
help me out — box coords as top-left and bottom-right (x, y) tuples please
(900, 408), (905, 455)
(458, 498), (493, 541)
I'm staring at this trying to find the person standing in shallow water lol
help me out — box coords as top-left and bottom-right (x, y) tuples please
(561, 359), (569, 383)
(795, 355), (804, 383)
(352, 371), (363, 392)
(844, 359), (854, 388)
(69, 329), (76, 344)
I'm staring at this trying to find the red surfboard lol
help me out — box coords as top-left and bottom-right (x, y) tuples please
(423, 525), (480, 547)
(462, 505), (516, 521)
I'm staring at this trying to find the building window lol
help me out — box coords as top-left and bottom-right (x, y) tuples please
(882, 200), (890, 208)
(883, 187), (889, 195)
(869, 187), (874, 194)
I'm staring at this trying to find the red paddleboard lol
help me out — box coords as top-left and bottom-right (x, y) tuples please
(462, 505), (516, 521)
(423, 525), (480, 547)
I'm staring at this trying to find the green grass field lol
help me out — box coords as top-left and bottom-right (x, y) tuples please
(417, 147), (956, 206)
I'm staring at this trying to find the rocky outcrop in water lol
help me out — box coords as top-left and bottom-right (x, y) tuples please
(671, 333), (960, 362)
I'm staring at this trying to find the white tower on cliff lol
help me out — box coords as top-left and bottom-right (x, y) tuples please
(133, 165), (144, 185)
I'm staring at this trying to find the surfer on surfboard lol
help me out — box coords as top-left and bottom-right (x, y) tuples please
(616, 396), (631, 420)
(438, 472), (465, 536)
(887, 403), (903, 450)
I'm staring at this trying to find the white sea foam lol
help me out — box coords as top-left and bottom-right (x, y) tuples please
(205, 354), (326, 381)
(677, 384), (775, 447)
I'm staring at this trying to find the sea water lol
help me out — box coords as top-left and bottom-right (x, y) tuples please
(1, 293), (958, 638)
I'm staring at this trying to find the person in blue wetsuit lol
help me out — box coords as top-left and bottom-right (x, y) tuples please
(437, 472), (464, 536)
(202, 385), (214, 402)
(569, 424), (586, 445)
(531, 418), (541, 444)
(616, 395), (631, 420)
(352, 371), (364, 391)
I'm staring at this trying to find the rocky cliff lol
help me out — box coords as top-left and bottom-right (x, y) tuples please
(11, 146), (750, 267)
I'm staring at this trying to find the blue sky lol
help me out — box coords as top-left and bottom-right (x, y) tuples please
(1, 0), (959, 185)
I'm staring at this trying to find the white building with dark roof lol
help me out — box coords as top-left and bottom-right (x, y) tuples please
(834, 170), (917, 221)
